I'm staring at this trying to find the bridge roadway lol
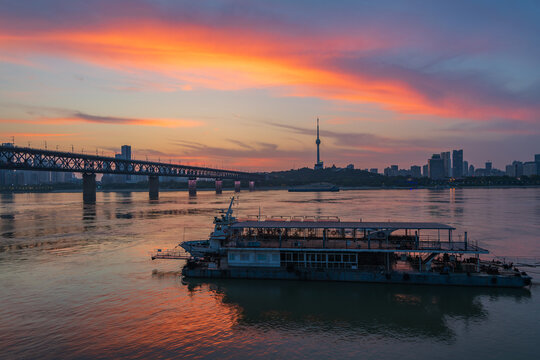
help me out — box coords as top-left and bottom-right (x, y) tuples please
(0, 145), (265, 202)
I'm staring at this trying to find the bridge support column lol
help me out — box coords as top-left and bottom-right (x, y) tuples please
(82, 173), (96, 204)
(215, 179), (223, 194)
(249, 181), (255, 192)
(149, 175), (159, 200)
(188, 178), (197, 196)
(234, 180), (241, 193)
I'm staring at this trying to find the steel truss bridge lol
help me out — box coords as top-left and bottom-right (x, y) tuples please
(0, 145), (262, 180)
(0, 145), (265, 202)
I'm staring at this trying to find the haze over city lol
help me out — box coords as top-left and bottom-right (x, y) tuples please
(1, 0), (539, 171)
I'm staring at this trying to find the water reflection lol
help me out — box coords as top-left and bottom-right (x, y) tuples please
(82, 203), (96, 231)
(116, 191), (133, 204)
(184, 278), (530, 342)
(0, 192), (14, 204)
(0, 193), (15, 239)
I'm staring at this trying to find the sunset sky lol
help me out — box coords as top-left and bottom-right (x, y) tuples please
(1, 0), (539, 171)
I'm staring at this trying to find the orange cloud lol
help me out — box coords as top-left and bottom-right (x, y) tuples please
(0, 114), (202, 128)
(0, 132), (74, 137)
(0, 19), (537, 123)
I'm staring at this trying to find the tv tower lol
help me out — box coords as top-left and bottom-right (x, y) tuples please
(314, 117), (324, 170)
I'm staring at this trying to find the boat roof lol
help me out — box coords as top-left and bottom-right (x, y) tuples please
(231, 221), (455, 230)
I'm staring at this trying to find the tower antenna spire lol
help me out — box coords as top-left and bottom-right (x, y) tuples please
(314, 117), (323, 170)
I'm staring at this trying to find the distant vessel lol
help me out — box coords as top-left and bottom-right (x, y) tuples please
(288, 182), (339, 192)
(152, 197), (531, 288)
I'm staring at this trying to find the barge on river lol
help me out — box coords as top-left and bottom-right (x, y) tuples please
(152, 198), (531, 288)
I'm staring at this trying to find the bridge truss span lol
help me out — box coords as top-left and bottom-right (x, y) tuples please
(0, 145), (264, 202)
(0, 145), (263, 180)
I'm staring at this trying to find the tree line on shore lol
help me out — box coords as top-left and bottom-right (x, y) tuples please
(1, 167), (539, 192)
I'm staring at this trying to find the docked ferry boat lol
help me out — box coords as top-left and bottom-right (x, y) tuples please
(152, 198), (531, 288)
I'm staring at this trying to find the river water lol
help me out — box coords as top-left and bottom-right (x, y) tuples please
(0, 188), (539, 359)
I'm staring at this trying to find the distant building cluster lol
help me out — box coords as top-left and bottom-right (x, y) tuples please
(0, 143), (75, 187)
(101, 144), (195, 185)
(382, 150), (539, 180)
(505, 154), (540, 178)
(101, 145), (144, 184)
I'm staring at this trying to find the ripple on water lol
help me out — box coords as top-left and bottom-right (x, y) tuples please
(0, 189), (539, 359)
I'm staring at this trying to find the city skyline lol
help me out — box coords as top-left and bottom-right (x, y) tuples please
(1, 1), (539, 171)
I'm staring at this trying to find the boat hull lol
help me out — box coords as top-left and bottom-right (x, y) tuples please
(182, 267), (531, 288)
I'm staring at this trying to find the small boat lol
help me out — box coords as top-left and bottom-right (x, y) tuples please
(288, 182), (339, 192)
(152, 197), (532, 288)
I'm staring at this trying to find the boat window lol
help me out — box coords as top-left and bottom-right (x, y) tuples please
(257, 254), (267, 261)
(240, 253), (250, 261)
(229, 253), (236, 261)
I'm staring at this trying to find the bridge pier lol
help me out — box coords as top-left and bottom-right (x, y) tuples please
(188, 178), (197, 196)
(82, 173), (96, 204)
(234, 180), (241, 193)
(149, 175), (159, 200)
(215, 179), (223, 194)
(249, 181), (255, 192)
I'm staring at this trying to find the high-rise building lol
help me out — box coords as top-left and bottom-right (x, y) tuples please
(535, 154), (540, 175)
(452, 149), (463, 178)
(121, 145), (132, 182)
(369, 168), (378, 174)
(469, 164), (475, 176)
(314, 118), (323, 170)
(505, 164), (514, 177)
(428, 154), (445, 180)
(485, 161), (492, 176)
(505, 161), (523, 178)
(440, 151), (451, 177)
(523, 162), (537, 176)
(515, 161), (523, 177)
(410, 165), (421, 178)
(121, 145), (131, 161)
(505, 161), (524, 177)
(422, 164), (428, 177)
(463, 160), (469, 177)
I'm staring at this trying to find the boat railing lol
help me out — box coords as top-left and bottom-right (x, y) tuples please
(245, 215), (266, 221)
(268, 216), (291, 221)
(238, 215), (342, 223)
(317, 216), (341, 222)
(226, 237), (486, 253)
(150, 248), (190, 260)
